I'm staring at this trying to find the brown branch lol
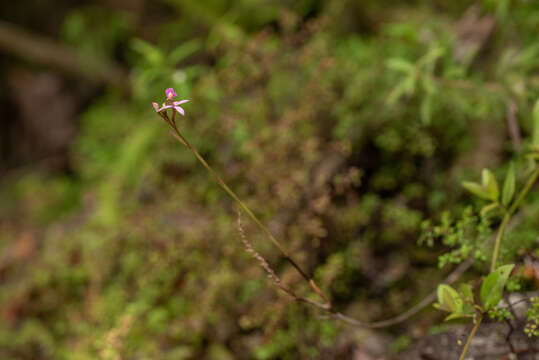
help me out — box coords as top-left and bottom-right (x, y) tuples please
(0, 20), (127, 86)
(433, 77), (505, 94)
(330, 257), (474, 328)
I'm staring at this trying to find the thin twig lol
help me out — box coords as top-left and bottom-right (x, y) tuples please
(0, 20), (127, 86)
(433, 76), (505, 94)
(330, 256), (474, 328)
(458, 314), (482, 360)
(504, 318), (516, 354)
(499, 296), (535, 310)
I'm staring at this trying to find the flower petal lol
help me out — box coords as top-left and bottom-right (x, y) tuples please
(158, 104), (173, 112)
(152, 102), (160, 112)
(174, 106), (185, 116)
(173, 99), (189, 105)
(165, 88), (177, 100)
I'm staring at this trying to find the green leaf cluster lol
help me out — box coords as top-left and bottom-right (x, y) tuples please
(434, 283), (474, 321)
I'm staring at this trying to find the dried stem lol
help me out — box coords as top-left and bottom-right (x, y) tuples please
(237, 210), (286, 291)
(237, 211), (329, 309)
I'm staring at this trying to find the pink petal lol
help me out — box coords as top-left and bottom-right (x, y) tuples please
(152, 102), (160, 112)
(174, 106), (185, 116)
(158, 104), (173, 112)
(173, 100), (189, 105)
(165, 88), (177, 99)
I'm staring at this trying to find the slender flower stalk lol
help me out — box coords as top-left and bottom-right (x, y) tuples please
(152, 88), (331, 307)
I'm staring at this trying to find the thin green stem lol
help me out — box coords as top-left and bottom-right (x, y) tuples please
(169, 126), (331, 305)
(458, 315), (482, 360)
(490, 167), (539, 272)
(490, 213), (509, 273)
(508, 168), (539, 215)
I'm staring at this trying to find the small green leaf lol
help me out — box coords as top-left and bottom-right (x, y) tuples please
(433, 303), (443, 310)
(532, 99), (539, 150)
(459, 283), (474, 303)
(386, 58), (415, 73)
(169, 39), (201, 64)
(528, 151), (539, 161)
(481, 169), (499, 201)
(459, 283), (476, 316)
(480, 264), (515, 310)
(480, 202), (499, 217)
(420, 95), (433, 125)
(131, 38), (164, 65)
(402, 75), (417, 96)
(421, 75), (436, 95)
(481, 272), (500, 310)
(501, 162), (515, 207)
(462, 181), (492, 200)
(387, 80), (410, 105)
(444, 312), (473, 321)
(436, 284), (463, 314)
(418, 46), (444, 68)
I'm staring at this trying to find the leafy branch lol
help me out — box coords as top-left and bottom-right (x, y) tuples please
(437, 99), (539, 359)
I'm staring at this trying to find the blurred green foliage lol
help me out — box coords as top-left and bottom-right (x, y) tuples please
(1, 0), (539, 359)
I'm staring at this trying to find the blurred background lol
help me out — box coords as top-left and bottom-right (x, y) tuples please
(1, 0), (539, 359)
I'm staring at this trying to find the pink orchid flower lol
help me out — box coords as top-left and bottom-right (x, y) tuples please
(165, 88), (177, 100)
(152, 88), (189, 115)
